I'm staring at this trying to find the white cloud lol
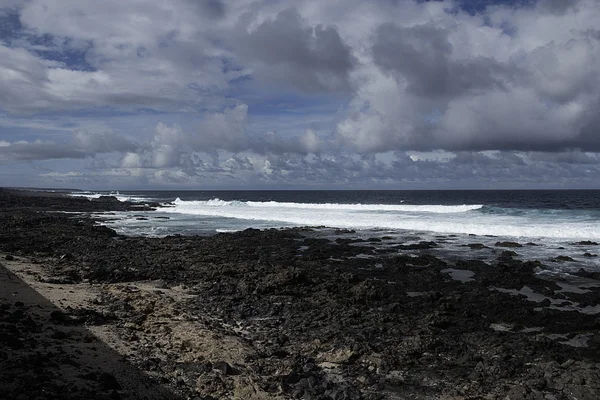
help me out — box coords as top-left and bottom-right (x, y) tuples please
(0, 139), (86, 161)
(298, 129), (323, 154)
(121, 152), (142, 168)
(0, 0), (238, 114)
(40, 171), (83, 177)
(334, 0), (600, 153)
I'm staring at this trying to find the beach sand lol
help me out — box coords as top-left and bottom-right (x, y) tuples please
(0, 256), (181, 400)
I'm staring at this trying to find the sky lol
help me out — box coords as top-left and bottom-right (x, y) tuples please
(1, 0), (600, 190)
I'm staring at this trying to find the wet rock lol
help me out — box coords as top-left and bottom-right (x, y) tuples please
(552, 255), (575, 262)
(572, 268), (600, 280)
(495, 241), (522, 248)
(398, 241), (438, 250)
(97, 195), (120, 203)
(466, 243), (488, 249)
(334, 229), (356, 234)
(573, 241), (599, 246)
(499, 250), (518, 259)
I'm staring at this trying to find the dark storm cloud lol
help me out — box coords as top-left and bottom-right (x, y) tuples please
(569, 110), (600, 152)
(372, 23), (516, 98)
(337, 10), (600, 155)
(237, 8), (357, 93)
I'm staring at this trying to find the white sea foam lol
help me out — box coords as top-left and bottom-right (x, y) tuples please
(70, 192), (103, 199)
(159, 198), (600, 240)
(70, 192), (146, 202)
(172, 198), (483, 213)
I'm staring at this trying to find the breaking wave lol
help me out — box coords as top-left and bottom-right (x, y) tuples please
(69, 191), (147, 203)
(171, 198), (483, 213)
(158, 198), (600, 240)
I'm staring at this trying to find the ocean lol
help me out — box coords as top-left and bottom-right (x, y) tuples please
(71, 190), (600, 274)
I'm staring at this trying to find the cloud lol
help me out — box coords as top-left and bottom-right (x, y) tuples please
(0, 43), (54, 114)
(537, 0), (581, 15)
(235, 8), (357, 93)
(372, 22), (516, 98)
(0, 0), (236, 114)
(40, 171), (83, 177)
(0, 140), (87, 161)
(336, 0), (600, 153)
(297, 129), (324, 154)
(193, 0), (226, 19)
(6, 146), (598, 189)
(0, 0), (21, 12)
(192, 105), (251, 153)
(74, 131), (138, 153)
(0, 130), (139, 162)
(0, 40), (223, 114)
(2, 0), (600, 188)
(526, 150), (600, 164)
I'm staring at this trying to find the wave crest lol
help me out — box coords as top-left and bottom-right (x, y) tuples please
(170, 198), (482, 214)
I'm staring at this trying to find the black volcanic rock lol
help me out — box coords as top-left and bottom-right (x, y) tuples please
(495, 241), (523, 248)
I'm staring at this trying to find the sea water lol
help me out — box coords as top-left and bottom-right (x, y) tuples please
(72, 190), (600, 273)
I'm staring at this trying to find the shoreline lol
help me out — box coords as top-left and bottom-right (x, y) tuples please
(1, 188), (600, 399)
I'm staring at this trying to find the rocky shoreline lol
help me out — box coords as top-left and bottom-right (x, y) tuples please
(1, 188), (599, 400)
